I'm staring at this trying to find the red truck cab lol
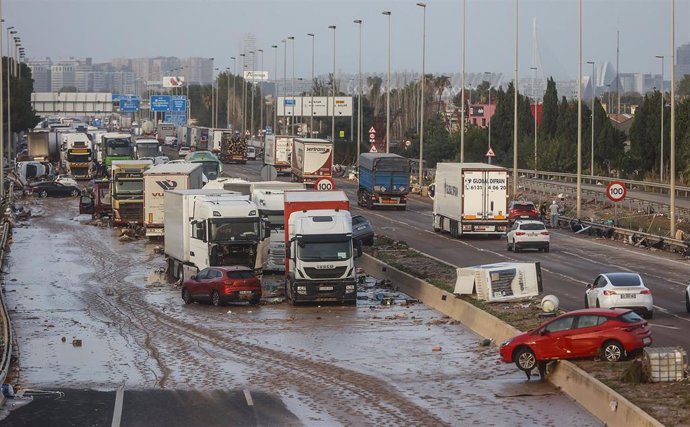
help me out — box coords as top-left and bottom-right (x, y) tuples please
(79, 179), (112, 219)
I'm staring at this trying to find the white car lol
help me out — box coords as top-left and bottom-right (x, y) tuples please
(686, 284), (690, 313)
(55, 175), (79, 187)
(178, 146), (191, 157)
(506, 220), (550, 252)
(585, 272), (654, 319)
(246, 146), (257, 160)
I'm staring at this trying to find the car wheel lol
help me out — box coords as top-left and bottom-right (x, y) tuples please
(70, 189), (79, 197)
(601, 340), (624, 362)
(507, 240), (512, 251)
(40, 190), (48, 198)
(211, 290), (221, 307)
(514, 347), (537, 372)
(512, 242), (519, 253)
(686, 292), (690, 313)
(182, 288), (193, 304)
(584, 296), (589, 308)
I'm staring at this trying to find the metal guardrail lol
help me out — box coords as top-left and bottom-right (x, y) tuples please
(516, 168), (690, 198)
(0, 182), (15, 401)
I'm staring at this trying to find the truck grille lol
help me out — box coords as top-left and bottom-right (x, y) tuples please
(118, 203), (143, 222)
(303, 266), (347, 279)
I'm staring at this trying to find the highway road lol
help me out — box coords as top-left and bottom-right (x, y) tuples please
(229, 160), (690, 356)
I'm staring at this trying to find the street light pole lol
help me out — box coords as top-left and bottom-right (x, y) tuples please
(308, 33), (315, 136)
(7, 27), (16, 157)
(288, 36), (295, 133)
(461, 0), (466, 162)
(250, 50), (256, 137)
(229, 56), (236, 129)
(272, 45), (278, 133)
(1, 15), (6, 198)
(240, 53), (247, 134)
(258, 49), (264, 134)
(282, 39), (287, 134)
(530, 66), (537, 174)
(576, 0), (582, 218)
(587, 60), (595, 175)
(512, 0), (519, 197)
(670, 0), (677, 236)
(329, 25), (336, 144)
(209, 57), (215, 128)
(485, 72), (492, 165)
(382, 11), (391, 153)
(354, 20), (362, 166)
(417, 3), (426, 187)
(656, 54), (665, 182)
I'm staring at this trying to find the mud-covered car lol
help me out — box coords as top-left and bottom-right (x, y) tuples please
(352, 215), (374, 246)
(30, 181), (81, 198)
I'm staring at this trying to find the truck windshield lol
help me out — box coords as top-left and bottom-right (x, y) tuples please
(113, 179), (143, 194)
(193, 161), (221, 180)
(209, 218), (259, 242)
(298, 240), (352, 261)
(106, 139), (131, 156)
(260, 210), (284, 231)
(67, 152), (91, 162)
(136, 144), (160, 158)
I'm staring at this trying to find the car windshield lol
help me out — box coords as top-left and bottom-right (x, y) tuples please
(618, 311), (644, 323)
(607, 273), (642, 287)
(209, 219), (259, 242)
(298, 240), (352, 261)
(520, 223), (545, 231)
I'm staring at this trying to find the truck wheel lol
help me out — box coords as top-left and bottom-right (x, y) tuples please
(167, 258), (175, 282)
(433, 216), (442, 233)
(176, 264), (184, 284)
(450, 221), (459, 238)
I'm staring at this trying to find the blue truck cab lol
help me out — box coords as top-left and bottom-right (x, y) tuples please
(357, 153), (411, 210)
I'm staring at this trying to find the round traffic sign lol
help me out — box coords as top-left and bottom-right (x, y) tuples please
(606, 181), (627, 202)
(314, 176), (335, 191)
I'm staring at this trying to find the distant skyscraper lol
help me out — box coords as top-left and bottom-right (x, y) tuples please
(242, 33), (257, 70)
(28, 58), (52, 92)
(676, 43), (690, 79)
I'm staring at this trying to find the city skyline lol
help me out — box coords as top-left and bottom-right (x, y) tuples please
(5, 0), (690, 82)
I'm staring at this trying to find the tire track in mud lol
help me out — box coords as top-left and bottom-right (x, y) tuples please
(26, 201), (452, 425)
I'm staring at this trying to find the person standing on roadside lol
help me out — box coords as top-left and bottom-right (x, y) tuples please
(549, 200), (560, 228)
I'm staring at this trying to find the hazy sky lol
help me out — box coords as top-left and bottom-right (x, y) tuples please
(5, 0), (690, 81)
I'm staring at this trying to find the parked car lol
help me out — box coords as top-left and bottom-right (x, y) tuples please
(185, 150), (218, 162)
(178, 146), (191, 157)
(352, 214), (374, 246)
(55, 175), (79, 187)
(508, 200), (540, 224)
(30, 181), (81, 198)
(585, 272), (654, 319)
(499, 308), (652, 374)
(685, 283), (689, 312)
(181, 266), (261, 306)
(506, 220), (550, 252)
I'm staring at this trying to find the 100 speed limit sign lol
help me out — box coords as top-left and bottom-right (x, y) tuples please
(606, 181), (627, 202)
(314, 177), (335, 191)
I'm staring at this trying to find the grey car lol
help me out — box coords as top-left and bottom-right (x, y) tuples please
(352, 215), (374, 246)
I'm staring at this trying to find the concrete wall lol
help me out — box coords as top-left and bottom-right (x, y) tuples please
(357, 254), (663, 427)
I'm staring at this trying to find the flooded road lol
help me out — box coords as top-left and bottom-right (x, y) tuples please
(1, 196), (600, 426)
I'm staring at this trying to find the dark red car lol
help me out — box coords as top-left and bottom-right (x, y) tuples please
(499, 308), (652, 373)
(182, 266), (261, 306)
(507, 200), (540, 223)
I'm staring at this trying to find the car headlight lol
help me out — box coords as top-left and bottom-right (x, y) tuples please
(500, 338), (512, 348)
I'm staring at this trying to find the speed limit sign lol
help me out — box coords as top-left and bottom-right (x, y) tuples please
(314, 177), (335, 191)
(606, 181), (627, 202)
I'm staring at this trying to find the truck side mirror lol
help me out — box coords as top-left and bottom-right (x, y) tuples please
(428, 183), (435, 199)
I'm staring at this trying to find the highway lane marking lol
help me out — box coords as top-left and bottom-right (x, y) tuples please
(243, 389), (254, 406)
(650, 323), (680, 330)
(111, 383), (125, 427)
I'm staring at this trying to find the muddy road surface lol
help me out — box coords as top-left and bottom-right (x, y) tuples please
(0, 196), (600, 426)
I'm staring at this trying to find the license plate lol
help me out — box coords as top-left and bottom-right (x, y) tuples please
(474, 226), (495, 232)
(620, 293), (637, 299)
(643, 337), (652, 345)
(356, 226), (366, 231)
(383, 200), (396, 204)
(320, 286), (333, 291)
(528, 232), (537, 236)
(520, 215), (529, 218)
(239, 291), (253, 295)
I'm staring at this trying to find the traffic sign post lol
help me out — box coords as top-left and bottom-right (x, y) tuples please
(606, 181), (627, 202)
(314, 177), (335, 191)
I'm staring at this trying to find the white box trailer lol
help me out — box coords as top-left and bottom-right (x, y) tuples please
(143, 163), (205, 237)
(264, 135), (293, 175)
(432, 162), (509, 237)
(291, 138), (333, 187)
(454, 262), (543, 302)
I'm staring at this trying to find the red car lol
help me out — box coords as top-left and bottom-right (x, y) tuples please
(508, 200), (540, 224)
(182, 266), (261, 306)
(499, 308), (652, 373)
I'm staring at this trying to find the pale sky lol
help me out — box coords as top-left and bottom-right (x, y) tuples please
(4, 0), (689, 81)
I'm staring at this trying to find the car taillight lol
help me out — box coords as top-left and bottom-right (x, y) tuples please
(640, 289), (652, 295)
(603, 290), (617, 296)
(541, 231), (550, 235)
(515, 231), (525, 236)
(224, 280), (236, 287)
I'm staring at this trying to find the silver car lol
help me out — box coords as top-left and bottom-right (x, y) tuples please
(585, 272), (654, 319)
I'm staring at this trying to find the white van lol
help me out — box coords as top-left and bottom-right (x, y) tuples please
(246, 146), (257, 160)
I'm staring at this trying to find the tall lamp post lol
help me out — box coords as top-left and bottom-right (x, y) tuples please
(587, 60), (595, 175)
(512, 0), (519, 197)
(249, 50), (255, 137)
(670, 0), (677, 236)
(240, 53), (247, 134)
(382, 11), (392, 152)
(308, 33), (315, 136)
(214, 66), (219, 128)
(530, 66), (537, 174)
(6, 27), (16, 155)
(460, 0), (467, 162)
(258, 49), (264, 135)
(329, 25), (336, 144)
(272, 45), (278, 132)
(485, 72), (493, 165)
(576, 0), (582, 218)
(209, 57), (215, 127)
(353, 20), (362, 167)
(282, 39), (287, 134)
(288, 36), (295, 132)
(656, 54), (664, 182)
(416, 3), (426, 187)
(229, 56), (236, 129)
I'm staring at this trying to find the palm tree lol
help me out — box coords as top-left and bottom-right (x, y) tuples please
(433, 75), (450, 115)
(367, 76), (383, 117)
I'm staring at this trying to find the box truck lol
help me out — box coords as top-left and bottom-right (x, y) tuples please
(431, 162), (509, 237)
(284, 190), (360, 304)
(143, 163), (205, 238)
(110, 159), (153, 226)
(291, 138), (333, 187)
(358, 153), (411, 210)
(264, 135), (293, 175)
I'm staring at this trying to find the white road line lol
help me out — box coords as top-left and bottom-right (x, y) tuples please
(650, 323), (680, 330)
(111, 384), (125, 427)
(243, 389), (254, 406)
